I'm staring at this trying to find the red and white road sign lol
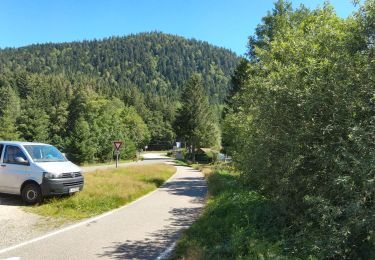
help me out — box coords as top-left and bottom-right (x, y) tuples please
(113, 141), (123, 150)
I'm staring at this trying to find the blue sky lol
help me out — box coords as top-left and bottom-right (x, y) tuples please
(0, 0), (359, 55)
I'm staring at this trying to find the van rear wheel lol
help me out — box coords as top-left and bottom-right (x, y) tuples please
(22, 183), (42, 205)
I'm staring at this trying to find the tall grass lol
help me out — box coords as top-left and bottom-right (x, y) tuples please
(26, 163), (176, 220)
(173, 167), (293, 259)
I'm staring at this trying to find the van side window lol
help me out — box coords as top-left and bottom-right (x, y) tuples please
(0, 144), (3, 160)
(4, 146), (28, 165)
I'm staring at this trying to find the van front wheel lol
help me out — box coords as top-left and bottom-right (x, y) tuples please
(22, 183), (42, 205)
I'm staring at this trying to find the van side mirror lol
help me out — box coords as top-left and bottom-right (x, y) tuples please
(15, 157), (28, 164)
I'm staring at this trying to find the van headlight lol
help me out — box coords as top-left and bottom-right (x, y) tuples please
(43, 172), (59, 179)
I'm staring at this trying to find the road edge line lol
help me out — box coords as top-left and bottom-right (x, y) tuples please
(156, 242), (177, 260)
(0, 163), (180, 256)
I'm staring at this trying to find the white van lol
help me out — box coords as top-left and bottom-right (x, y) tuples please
(0, 141), (84, 204)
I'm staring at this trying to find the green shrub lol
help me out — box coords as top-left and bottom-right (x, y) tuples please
(223, 1), (375, 258)
(173, 169), (292, 259)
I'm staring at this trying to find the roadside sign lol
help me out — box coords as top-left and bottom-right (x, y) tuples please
(113, 141), (123, 168)
(113, 141), (123, 150)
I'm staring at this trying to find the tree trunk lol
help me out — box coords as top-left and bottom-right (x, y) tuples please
(187, 143), (191, 160)
(192, 142), (196, 163)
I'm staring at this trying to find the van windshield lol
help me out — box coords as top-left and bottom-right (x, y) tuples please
(24, 145), (67, 162)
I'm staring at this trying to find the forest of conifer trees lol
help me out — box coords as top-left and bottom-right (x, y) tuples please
(0, 32), (239, 163)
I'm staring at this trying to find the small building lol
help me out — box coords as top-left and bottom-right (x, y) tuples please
(196, 148), (230, 162)
(196, 148), (218, 162)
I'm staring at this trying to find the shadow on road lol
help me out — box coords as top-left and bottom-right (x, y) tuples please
(162, 176), (207, 204)
(97, 167), (207, 260)
(97, 207), (202, 260)
(0, 193), (23, 206)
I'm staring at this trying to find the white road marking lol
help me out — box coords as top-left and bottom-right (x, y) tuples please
(0, 169), (178, 256)
(156, 242), (176, 260)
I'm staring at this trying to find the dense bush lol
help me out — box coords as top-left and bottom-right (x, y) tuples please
(224, 1), (375, 258)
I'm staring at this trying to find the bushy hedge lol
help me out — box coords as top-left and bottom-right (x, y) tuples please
(224, 1), (375, 258)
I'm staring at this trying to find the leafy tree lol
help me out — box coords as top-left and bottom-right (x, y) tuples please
(122, 106), (150, 149)
(64, 91), (147, 163)
(145, 110), (175, 149)
(224, 1), (375, 258)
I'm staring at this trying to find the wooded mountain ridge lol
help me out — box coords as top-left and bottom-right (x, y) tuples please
(0, 32), (239, 103)
(0, 32), (239, 162)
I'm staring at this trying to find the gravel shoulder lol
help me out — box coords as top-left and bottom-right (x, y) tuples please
(0, 194), (73, 250)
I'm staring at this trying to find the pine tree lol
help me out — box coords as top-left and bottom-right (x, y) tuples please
(0, 86), (21, 140)
(67, 117), (96, 163)
(17, 96), (50, 143)
(174, 73), (220, 162)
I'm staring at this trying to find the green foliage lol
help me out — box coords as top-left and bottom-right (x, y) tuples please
(174, 74), (221, 161)
(173, 168), (291, 260)
(18, 96), (50, 143)
(0, 32), (238, 158)
(49, 102), (69, 149)
(122, 106), (151, 148)
(0, 86), (21, 140)
(144, 110), (175, 149)
(223, 1), (375, 258)
(66, 91), (147, 163)
(0, 33), (238, 104)
(67, 116), (96, 163)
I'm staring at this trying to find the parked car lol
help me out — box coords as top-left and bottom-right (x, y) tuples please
(0, 141), (84, 205)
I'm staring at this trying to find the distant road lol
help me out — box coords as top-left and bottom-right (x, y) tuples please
(0, 154), (207, 260)
(81, 152), (172, 173)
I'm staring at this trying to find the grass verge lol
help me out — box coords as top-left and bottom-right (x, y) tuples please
(80, 159), (134, 167)
(172, 165), (292, 260)
(174, 159), (189, 166)
(25, 163), (176, 220)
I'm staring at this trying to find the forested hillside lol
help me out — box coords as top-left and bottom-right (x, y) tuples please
(0, 32), (238, 102)
(0, 32), (239, 163)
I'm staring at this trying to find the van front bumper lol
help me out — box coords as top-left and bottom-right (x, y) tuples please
(41, 176), (84, 196)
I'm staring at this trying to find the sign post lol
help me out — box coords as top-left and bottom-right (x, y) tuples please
(113, 141), (123, 168)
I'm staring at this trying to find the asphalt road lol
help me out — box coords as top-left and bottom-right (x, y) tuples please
(81, 153), (172, 173)
(0, 159), (207, 260)
(0, 153), (175, 250)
